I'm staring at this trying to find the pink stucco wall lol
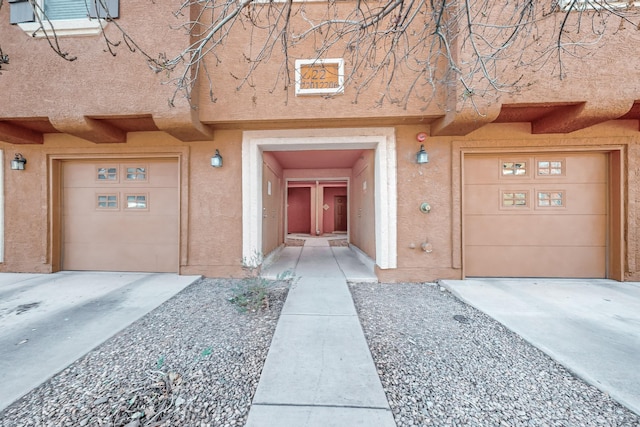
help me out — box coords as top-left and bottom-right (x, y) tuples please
(1, 3), (639, 281)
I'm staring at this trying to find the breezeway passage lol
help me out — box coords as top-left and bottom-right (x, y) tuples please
(247, 238), (395, 426)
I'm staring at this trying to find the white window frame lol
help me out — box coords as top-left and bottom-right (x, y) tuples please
(559, 0), (640, 10)
(17, 0), (105, 37)
(295, 58), (345, 96)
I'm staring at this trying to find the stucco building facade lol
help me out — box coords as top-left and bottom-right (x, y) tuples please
(1, 1), (640, 282)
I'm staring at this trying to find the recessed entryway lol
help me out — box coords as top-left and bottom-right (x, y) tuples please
(242, 128), (397, 270)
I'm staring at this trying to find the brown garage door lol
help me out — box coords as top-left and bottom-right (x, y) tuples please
(62, 159), (179, 272)
(464, 152), (607, 278)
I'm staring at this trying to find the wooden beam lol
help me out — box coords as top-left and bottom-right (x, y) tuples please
(533, 100), (635, 134)
(49, 116), (126, 143)
(0, 121), (44, 144)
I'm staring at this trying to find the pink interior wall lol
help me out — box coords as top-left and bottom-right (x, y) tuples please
(323, 187), (348, 233)
(283, 169), (352, 180)
(287, 187), (311, 234)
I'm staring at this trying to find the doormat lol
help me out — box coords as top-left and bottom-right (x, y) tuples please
(285, 238), (305, 246)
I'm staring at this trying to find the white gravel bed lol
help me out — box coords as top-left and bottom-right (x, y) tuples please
(0, 278), (288, 427)
(350, 282), (640, 427)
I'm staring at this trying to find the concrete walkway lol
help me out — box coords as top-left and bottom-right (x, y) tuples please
(246, 239), (395, 426)
(0, 271), (200, 411)
(441, 278), (640, 415)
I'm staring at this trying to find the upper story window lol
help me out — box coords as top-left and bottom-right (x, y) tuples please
(9, 0), (119, 37)
(560, 0), (640, 10)
(44, 0), (91, 20)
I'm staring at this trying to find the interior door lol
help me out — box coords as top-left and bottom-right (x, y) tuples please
(334, 196), (347, 232)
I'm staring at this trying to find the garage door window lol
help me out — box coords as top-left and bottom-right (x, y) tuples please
(501, 191), (528, 208)
(537, 160), (565, 176)
(97, 194), (118, 210)
(126, 166), (147, 181)
(537, 191), (564, 208)
(501, 161), (527, 176)
(126, 194), (148, 210)
(97, 167), (118, 182)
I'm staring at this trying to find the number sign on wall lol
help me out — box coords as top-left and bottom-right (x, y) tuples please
(295, 59), (344, 96)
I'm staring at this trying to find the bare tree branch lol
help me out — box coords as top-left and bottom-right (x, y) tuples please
(3, 0), (640, 111)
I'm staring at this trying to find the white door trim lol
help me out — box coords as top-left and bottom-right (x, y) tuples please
(242, 127), (397, 269)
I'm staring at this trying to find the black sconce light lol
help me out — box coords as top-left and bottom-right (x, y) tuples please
(210, 149), (223, 168)
(11, 153), (27, 170)
(416, 144), (429, 164)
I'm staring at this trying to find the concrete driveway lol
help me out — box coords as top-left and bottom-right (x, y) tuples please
(441, 278), (640, 415)
(0, 271), (200, 412)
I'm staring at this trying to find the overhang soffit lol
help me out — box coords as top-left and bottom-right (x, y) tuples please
(494, 100), (640, 133)
(152, 115), (214, 142)
(0, 120), (47, 144)
(0, 114), (212, 144)
(619, 100), (640, 131)
(48, 116), (128, 144)
(430, 104), (502, 136)
(531, 100), (637, 134)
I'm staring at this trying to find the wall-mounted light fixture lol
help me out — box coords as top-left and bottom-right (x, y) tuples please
(210, 149), (223, 168)
(416, 144), (429, 164)
(11, 153), (27, 170)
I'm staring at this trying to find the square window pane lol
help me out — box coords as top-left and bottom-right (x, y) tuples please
(502, 191), (527, 208)
(537, 159), (564, 176)
(97, 194), (118, 209)
(537, 191), (564, 207)
(127, 195), (147, 209)
(126, 167), (147, 180)
(502, 161), (527, 176)
(97, 167), (117, 180)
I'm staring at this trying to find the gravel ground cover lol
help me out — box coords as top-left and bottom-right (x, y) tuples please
(0, 278), (288, 427)
(350, 282), (640, 427)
